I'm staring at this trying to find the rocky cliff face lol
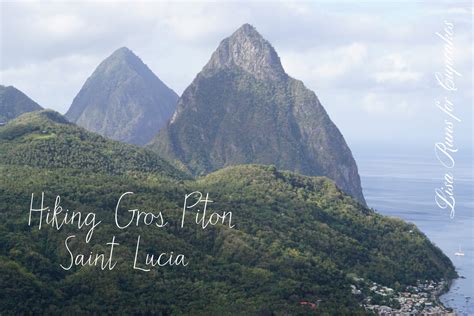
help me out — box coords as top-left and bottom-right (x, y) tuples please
(149, 24), (366, 205)
(0, 85), (43, 123)
(66, 47), (178, 145)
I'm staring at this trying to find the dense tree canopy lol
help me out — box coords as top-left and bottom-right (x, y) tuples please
(0, 112), (455, 315)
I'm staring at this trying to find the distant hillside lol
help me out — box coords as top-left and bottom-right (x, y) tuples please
(66, 47), (178, 145)
(0, 85), (42, 123)
(0, 110), (187, 179)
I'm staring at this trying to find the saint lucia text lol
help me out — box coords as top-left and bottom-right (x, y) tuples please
(28, 191), (234, 271)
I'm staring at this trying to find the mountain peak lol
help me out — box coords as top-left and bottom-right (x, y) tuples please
(113, 46), (133, 54)
(100, 47), (144, 71)
(149, 24), (366, 205)
(109, 47), (136, 60)
(203, 24), (286, 80)
(0, 85), (43, 123)
(234, 23), (260, 37)
(65, 47), (178, 145)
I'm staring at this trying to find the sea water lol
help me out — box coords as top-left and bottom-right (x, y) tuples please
(356, 152), (473, 315)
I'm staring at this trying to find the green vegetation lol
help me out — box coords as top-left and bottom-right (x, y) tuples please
(0, 110), (188, 179)
(0, 112), (456, 314)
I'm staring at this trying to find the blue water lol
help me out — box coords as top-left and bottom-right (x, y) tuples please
(356, 153), (474, 315)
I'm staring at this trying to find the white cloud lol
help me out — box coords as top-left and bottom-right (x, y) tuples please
(280, 42), (368, 90)
(373, 54), (422, 84)
(0, 53), (102, 112)
(361, 92), (414, 117)
(316, 43), (368, 78)
(0, 1), (471, 146)
(427, 6), (474, 16)
(36, 14), (87, 38)
(280, 1), (313, 16)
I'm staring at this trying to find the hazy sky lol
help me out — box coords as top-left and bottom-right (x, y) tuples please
(1, 1), (472, 152)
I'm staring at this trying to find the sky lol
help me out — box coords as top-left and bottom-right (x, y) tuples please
(0, 0), (472, 154)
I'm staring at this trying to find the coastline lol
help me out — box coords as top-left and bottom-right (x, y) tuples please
(356, 154), (473, 315)
(360, 279), (457, 315)
(437, 277), (457, 315)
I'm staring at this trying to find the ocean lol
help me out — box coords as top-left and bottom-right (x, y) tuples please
(356, 152), (474, 315)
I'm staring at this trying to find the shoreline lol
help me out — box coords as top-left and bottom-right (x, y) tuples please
(436, 277), (457, 315)
(358, 278), (457, 315)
